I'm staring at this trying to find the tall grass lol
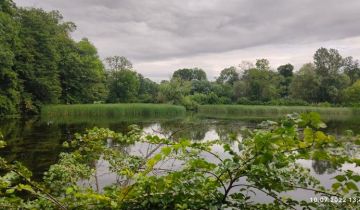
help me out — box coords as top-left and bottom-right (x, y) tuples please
(198, 105), (360, 121)
(41, 104), (186, 123)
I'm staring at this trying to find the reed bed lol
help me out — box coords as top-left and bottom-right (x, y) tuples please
(41, 104), (186, 123)
(198, 105), (360, 121)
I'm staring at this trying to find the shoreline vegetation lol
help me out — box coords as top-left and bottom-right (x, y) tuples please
(41, 104), (186, 120)
(40, 103), (360, 122)
(198, 104), (360, 120)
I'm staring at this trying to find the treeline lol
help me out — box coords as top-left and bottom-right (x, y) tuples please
(2, 1), (360, 117)
(0, 1), (109, 116)
(157, 48), (360, 110)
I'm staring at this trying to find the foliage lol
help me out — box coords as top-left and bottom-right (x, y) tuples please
(59, 38), (108, 104)
(171, 68), (207, 81)
(1, 113), (360, 209)
(0, 0), (20, 117)
(107, 69), (140, 103)
(240, 67), (280, 102)
(157, 79), (191, 104)
(0, 2), (111, 116)
(105, 56), (133, 71)
(290, 63), (321, 103)
(343, 80), (360, 104)
(198, 105), (358, 121)
(216, 66), (239, 85)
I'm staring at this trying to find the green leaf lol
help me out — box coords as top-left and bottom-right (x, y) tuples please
(66, 187), (74, 194)
(332, 183), (342, 191)
(334, 175), (347, 182)
(6, 188), (15, 194)
(345, 182), (358, 191)
(161, 147), (172, 156)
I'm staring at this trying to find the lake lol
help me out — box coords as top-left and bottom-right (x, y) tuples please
(1, 113), (360, 204)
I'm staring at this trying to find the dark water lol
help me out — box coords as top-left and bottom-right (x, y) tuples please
(1, 114), (360, 204)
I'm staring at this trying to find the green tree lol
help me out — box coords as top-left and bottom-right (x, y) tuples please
(255, 58), (270, 71)
(0, 0), (20, 116)
(105, 56), (132, 71)
(314, 47), (343, 76)
(14, 9), (67, 113)
(277, 63), (294, 97)
(313, 48), (350, 103)
(290, 63), (320, 102)
(343, 80), (360, 104)
(241, 67), (279, 101)
(343, 56), (360, 84)
(59, 38), (107, 104)
(172, 68), (207, 81)
(107, 69), (140, 103)
(137, 74), (159, 103)
(106, 56), (140, 103)
(157, 79), (191, 104)
(216, 66), (239, 85)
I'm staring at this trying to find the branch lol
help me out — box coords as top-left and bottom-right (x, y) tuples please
(232, 184), (296, 210)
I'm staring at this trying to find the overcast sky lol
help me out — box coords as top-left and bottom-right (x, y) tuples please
(14, 0), (360, 81)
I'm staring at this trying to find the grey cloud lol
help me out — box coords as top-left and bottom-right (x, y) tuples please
(14, 0), (360, 63)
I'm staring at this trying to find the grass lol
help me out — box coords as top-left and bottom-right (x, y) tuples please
(41, 103), (186, 123)
(198, 105), (360, 121)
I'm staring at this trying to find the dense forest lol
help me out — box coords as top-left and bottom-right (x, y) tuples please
(2, 0), (360, 117)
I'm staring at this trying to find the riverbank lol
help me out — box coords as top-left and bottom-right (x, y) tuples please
(197, 105), (360, 120)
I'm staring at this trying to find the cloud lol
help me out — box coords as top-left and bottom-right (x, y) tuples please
(13, 0), (360, 81)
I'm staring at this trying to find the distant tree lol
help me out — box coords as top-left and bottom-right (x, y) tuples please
(255, 58), (270, 71)
(157, 79), (191, 104)
(138, 74), (159, 103)
(277, 64), (294, 97)
(277, 64), (294, 78)
(105, 56), (133, 72)
(105, 56), (141, 102)
(343, 80), (360, 104)
(238, 61), (254, 72)
(172, 68), (207, 81)
(241, 68), (279, 101)
(216, 66), (239, 85)
(313, 48), (350, 102)
(314, 47), (343, 76)
(290, 63), (320, 102)
(343, 56), (360, 84)
(190, 80), (212, 94)
(107, 69), (140, 103)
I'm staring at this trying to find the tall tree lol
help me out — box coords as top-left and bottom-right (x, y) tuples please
(313, 48), (350, 102)
(255, 58), (270, 71)
(14, 9), (66, 112)
(0, 0), (20, 116)
(277, 64), (294, 97)
(314, 47), (343, 76)
(172, 68), (207, 81)
(106, 56), (139, 102)
(59, 38), (107, 104)
(105, 56), (133, 71)
(216, 66), (239, 85)
(343, 56), (360, 84)
(241, 67), (279, 101)
(290, 63), (320, 102)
